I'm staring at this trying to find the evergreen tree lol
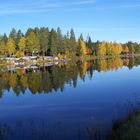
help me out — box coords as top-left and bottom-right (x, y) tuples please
(70, 29), (77, 55)
(86, 35), (92, 49)
(80, 34), (84, 41)
(3, 34), (8, 44)
(57, 27), (64, 54)
(38, 27), (49, 55)
(49, 29), (58, 56)
(127, 42), (135, 54)
(0, 27), (140, 58)
(9, 28), (17, 41)
(16, 30), (24, 50)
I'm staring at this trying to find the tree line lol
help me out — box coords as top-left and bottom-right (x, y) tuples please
(0, 27), (140, 58)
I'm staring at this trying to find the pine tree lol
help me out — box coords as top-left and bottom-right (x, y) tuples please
(38, 27), (49, 55)
(57, 27), (64, 54)
(16, 30), (24, 50)
(86, 35), (92, 49)
(70, 29), (76, 55)
(49, 29), (58, 56)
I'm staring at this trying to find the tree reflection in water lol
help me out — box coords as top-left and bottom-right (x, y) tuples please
(0, 57), (140, 97)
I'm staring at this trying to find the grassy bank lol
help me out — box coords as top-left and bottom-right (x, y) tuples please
(107, 109), (140, 140)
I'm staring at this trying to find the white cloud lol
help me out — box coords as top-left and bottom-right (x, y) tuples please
(0, 9), (55, 15)
(99, 4), (140, 9)
(71, 0), (95, 5)
(0, 0), (139, 15)
(0, 0), (95, 15)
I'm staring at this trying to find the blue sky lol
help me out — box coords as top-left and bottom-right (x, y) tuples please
(0, 0), (140, 42)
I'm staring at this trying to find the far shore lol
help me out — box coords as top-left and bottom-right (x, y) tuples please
(0, 53), (140, 67)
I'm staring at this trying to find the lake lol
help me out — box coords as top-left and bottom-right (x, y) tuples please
(0, 57), (140, 140)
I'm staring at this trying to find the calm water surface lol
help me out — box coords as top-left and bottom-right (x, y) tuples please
(0, 58), (140, 140)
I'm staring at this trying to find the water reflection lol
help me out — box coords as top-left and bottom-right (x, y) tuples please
(0, 57), (140, 97)
(0, 57), (140, 140)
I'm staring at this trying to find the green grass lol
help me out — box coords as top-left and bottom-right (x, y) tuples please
(107, 109), (140, 140)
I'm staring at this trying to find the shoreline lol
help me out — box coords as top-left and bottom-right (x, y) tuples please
(0, 54), (140, 67)
(107, 109), (140, 140)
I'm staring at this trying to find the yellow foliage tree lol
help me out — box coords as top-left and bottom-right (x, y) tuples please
(80, 39), (91, 55)
(122, 45), (129, 54)
(7, 37), (16, 56)
(97, 42), (106, 56)
(15, 51), (25, 57)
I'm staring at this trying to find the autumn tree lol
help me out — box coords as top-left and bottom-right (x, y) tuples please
(76, 38), (82, 56)
(80, 39), (91, 55)
(7, 37), (16, 56)
(0, 27), (140, 58)
(105, 42), (112, 55)
(0, 36), (7, 55)
(0, 40), (7, 55)
(18, 37), (26, 51)
(122, 45), (129, 54)
(97, 42), (106, 56)
(26, 31), (39, 55)
(16, 37), (26, 57)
